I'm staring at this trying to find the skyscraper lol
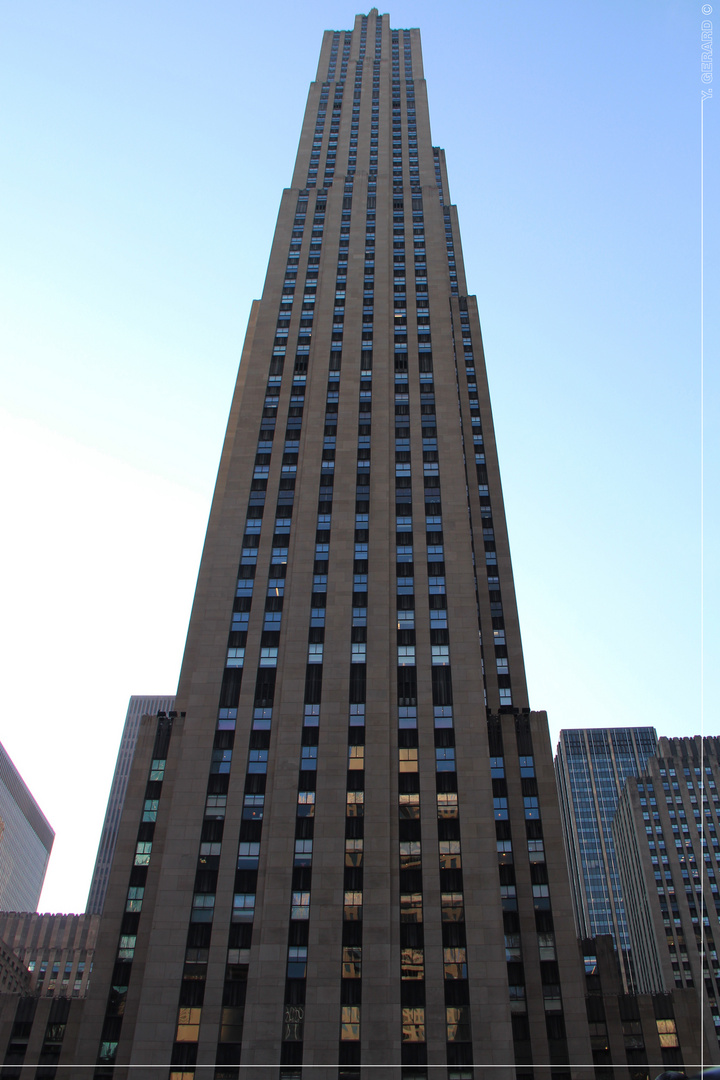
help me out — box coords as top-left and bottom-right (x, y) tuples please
(613, 736), (720, 1061)
(0, 741), (54, 912)
(87, 695), (176, 916)
(4, 10), (595, 1075)
(554, 727), (658, 990)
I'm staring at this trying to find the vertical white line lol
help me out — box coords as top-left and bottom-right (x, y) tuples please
(700, 87), (705, 1073)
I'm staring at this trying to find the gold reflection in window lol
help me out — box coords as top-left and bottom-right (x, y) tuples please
(341, 1005), (360, 1040)
(401, 1007), (425, 1042)
(343, 891), (363, 921)
(401, 947), (424, 979)
(399, 792), (420, 818)
(441, 891), (464, 921)
(443, 947), (467, 979)
(399, 747), (418, 772)
(400, 841), (421, 869)
(345, 838), (363, 866)
(657, 1019), (679, 1047)
(437, 792), (459, 818)
(348, 746), (365, 769)
(446, 1005), (471, 1042)
(400, 893), (423, 922)
(175, 1007), (202, 1042)
(439, 840), (462, 869)
(342, 946), (362, 978)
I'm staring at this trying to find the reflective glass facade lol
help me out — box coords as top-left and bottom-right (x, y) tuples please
(555, 726), (657, 990)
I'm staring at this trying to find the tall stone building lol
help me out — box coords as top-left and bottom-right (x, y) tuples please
(86, 695), (176, 916)
(554, 727), (658, 990)
(1, 10), (596, 1076)
(613, 735), (720, 1063)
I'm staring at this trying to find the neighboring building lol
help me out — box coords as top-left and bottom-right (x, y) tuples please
(0, 936), (32, 996)
(0, 995), (78, 1074)
(0, 741), (54, 912)
(86, 695), (175, 915)
(613, 735), (720, 1061)
(0, 911), (99, 998)
(554, 727), (658, 990)
(580, 935), (703, 1076)
(1, 9), (595, 1074)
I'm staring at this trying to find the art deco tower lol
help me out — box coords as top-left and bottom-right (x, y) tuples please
(75, 10), (592, 1077)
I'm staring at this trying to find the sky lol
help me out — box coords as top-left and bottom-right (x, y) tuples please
(0, 1), (716, 915)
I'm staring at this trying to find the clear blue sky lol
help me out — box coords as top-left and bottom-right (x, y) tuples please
(0, 2), (715, 913)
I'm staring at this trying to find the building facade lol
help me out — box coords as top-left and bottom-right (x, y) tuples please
(86, 696), (176, 916)
(613, 735), (720, 1062)
(554, 727), (658, 990)
(580, 935), (701, 1077)
(0, 741), (54, 912)
(1, 9), (596, 1076)
(0, 911), (99, 999)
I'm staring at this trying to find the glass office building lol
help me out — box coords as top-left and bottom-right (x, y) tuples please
(555, 726), (658, 990)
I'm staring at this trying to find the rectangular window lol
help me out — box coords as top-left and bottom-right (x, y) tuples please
(345, 838), (363, 866)
(126, 886), (145, 912)
(657, 1020), (679, 1047)
(341, 1005), (360, 1040)
(437, 792), (459, 818)
(399, 792), (420, 818)
(400, 893), (423, 922)
(401, 1007), (425, 1043)
(399, 747), (418, 772)
(287, 946), (308, 979)
(443, 947), (468, 980)
(134, 842), (152, 866)
(291, 892), (311, 919)
(294, 839), (313, 866)
(528, 839), (545, 863)
(344, 891), (363, 920)
(348, 746), (365, 769)
(435, 747), (456, 771)
(242, 794), (263, 819)
(400, 841), (421, 869)
(176, 1007), (202, 1042)
(401, 947), (424, 979)
(342, 946), (362, 979)
(118, 935), (136, 959)
(307, 643), (324, 663)
(232, 894), (255, 922)
(439, 840), (462, 869)
(248, 749), (268, 773)
(237, 842), (260, 869)
(446, 1005), (472, 1042)
(441, 892), (464, 922)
